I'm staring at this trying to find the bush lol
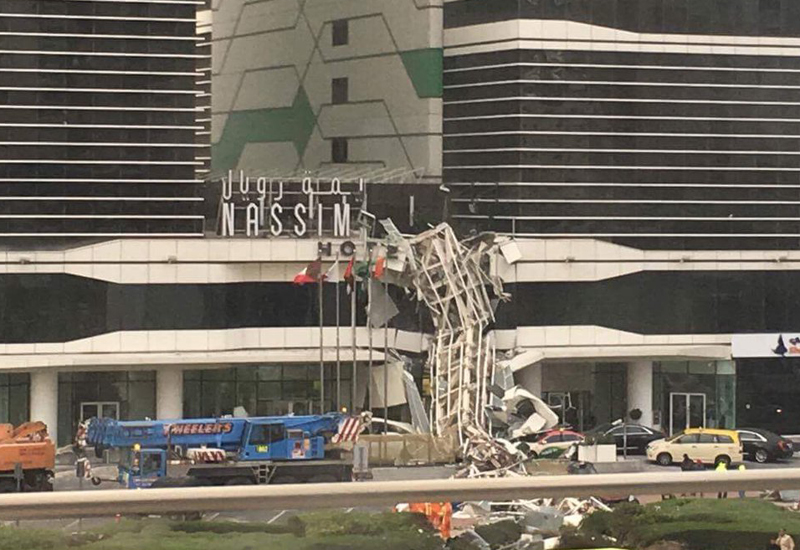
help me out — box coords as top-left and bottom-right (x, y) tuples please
(574, 498), (800, 550)
(558, 525), (613, 549)
(0, 527), (66, 550)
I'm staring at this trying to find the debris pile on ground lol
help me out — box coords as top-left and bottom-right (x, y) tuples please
(444, 497), (611, 550)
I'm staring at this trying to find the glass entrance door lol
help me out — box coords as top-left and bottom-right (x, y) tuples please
(669, 392), (706, 435)
(80, 401), (120, 422)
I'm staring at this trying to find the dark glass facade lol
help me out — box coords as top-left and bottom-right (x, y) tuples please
(0, 374), (30, 428)
(0, 0), (206, 237)
(10, 270), (800, 343)
(183, 365), (354, 419)
(444, 0), (800, 249)
(653, 361), (736, 434)
(503, 271), (800, 335)
(737, 357), (800, 434)
(57, 371), (156, 446)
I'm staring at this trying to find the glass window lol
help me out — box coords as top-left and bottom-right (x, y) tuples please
(249, 425), (268, 445)
(184, 364), (354, 419)
(715, 435), (734, 443)
(738, 431), (758, 441)
(717, 361), (736, 375)
(283, 366), (308, 380)
(697, 434), (716, 443)
(332, 138), (348, 163)
(141, 453), (162, 476)
(332, 19), (348, 46)
(675, 434), (698, 444)
(257, 366), (282, 380)
(257, 382), (281, 400)
(660, 362), (688, 374)
(235, 367), (257, 381)
(562, 434), (581, 442)
(332, 77), (348, 105)
(620, 426), (648, 435)
(689, 362), (716, 375)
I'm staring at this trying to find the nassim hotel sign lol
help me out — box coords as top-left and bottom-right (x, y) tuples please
(218, 171), (364, 238)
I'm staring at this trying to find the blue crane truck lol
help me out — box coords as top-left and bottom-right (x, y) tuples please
(85, 413), (365, 488)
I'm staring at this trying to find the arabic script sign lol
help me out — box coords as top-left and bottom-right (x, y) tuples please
(219, 171), (363, 238)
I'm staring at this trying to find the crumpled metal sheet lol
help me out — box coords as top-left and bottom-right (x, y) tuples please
(402, 370), (430, 433)
(502, 387), (560, 439)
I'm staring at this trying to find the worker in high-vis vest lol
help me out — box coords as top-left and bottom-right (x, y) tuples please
(716, 460), (728, 499)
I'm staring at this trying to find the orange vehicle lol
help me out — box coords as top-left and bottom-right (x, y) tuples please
(0, 421), (55, 492)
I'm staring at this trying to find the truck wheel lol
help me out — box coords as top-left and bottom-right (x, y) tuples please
(656, 453), (673, 466)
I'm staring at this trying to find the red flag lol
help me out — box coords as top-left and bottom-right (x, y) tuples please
(343, 257), (355, 293)
(373, 257), (386, 279)
(293, 258), (322, 285)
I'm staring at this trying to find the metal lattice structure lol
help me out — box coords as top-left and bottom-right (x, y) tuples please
(405, 224), (509, 445)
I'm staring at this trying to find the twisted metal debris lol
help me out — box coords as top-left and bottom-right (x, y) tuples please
(402, 223), (510, 453)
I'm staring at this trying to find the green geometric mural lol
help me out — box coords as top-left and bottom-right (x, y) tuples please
(400, 48), (444, 98)
(212, 87), (316, 174)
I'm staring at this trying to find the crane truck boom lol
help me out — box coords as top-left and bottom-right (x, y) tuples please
(84, 413), (368, 488)
(0, 421), (54, 492)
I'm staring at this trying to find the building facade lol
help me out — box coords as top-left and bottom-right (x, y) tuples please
(1, 0), (209, 238)
(444, 0), (800, 435)
(210, 0), (443, 183)
(5, 0), (800, 448)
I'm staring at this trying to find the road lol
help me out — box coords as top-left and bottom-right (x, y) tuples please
(52, 453), (800, 493)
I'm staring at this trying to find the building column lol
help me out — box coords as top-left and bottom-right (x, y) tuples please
(516, 363), (543, 397)
(156, 368), (183, 420)
(30, 370), (58, 444)
(627, 361), (653, 427)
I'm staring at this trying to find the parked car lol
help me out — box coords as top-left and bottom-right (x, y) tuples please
(646, 428), (743, 467)
(525, 429), (584, 458)
(736, 428), (794, 463)
(586, 423), (665, 455)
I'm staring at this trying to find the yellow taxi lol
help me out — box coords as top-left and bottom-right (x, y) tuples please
(646, 428), (743, 467)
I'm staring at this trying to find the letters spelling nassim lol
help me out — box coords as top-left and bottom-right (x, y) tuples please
(219, 172), (363, 238)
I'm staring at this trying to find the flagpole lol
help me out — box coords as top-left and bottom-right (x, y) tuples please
(351, 271), (357, 413)
(335, 257), (341, 412)
(383, 276), (389, 436)
(318, 265), (324, 414)
(367, 251), (373, 432)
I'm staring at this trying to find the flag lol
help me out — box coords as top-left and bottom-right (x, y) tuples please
(323, 257), (339, 283)
(343, 257), (355, 294)
(373, 256), (386, 279)
(293, 258), (322, 285)
(354, 260), (371, 280)
(368, 278), (399, 328)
